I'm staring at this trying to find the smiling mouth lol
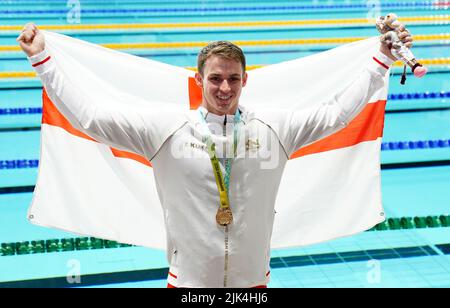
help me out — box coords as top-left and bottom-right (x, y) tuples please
(216, 95), (232, 103)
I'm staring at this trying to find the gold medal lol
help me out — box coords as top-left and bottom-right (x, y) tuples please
(216, 207), (233, 226)
(199, 108), (241, 227)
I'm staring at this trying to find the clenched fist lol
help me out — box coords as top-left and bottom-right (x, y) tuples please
(17, 23), (45, 57)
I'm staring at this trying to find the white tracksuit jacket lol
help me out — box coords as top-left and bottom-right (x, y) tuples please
(29, 48), (392, 288)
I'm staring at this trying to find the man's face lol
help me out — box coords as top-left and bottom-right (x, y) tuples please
(195, 55), (248, 116)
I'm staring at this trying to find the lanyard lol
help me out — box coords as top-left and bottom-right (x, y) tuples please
(198, 108), (241, 226)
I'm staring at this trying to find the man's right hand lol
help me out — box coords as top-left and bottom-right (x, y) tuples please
(17, 23), (45, 57)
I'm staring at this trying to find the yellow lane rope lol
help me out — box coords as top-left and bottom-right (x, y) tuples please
(0, 15), (448, 31)
(1, 57), (449, 79)
(1, 33), (449, 52)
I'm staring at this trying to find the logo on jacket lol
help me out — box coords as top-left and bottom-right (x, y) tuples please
(185, 142), (207, 151)
(246, 138), (261, 151)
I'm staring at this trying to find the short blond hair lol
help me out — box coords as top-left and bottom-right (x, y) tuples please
(197, 41), (246, 76)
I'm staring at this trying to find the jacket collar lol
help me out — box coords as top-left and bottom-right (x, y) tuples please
(198, 105), (247, 124)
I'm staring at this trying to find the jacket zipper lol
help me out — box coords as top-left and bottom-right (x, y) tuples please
(223, 115), (229, 288)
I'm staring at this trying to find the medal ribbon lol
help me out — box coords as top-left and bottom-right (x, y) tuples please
(198, 108), (241, 215)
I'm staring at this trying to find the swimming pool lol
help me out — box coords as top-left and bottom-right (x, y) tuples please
(0, 0), (449, 288)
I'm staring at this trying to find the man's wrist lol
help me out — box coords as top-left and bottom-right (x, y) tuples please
(374, 50), (396, 67)
(28, 48), (54, 75)
(28, 48), (47, 63)
(369, 50), (395, 77)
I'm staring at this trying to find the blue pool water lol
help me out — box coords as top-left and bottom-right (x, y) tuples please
(0, 0), (449, 288)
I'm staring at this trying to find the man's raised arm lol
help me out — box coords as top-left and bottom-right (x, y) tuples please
(18, 23), (184, 160)
(272, 22), (412, 156)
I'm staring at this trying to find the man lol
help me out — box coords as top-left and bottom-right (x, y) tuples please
(18, 22), (412, 288)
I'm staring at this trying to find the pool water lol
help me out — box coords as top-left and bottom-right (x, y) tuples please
(0, 0), (449, 288)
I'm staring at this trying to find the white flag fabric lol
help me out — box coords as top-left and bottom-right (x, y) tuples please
(28, 31), (388, 250)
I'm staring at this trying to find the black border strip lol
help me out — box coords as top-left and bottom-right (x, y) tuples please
(381, 160), (450, 169)
(0, 127), (41, 132)
(0, 186), (35, 194)
(385, 107), (450, 114)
